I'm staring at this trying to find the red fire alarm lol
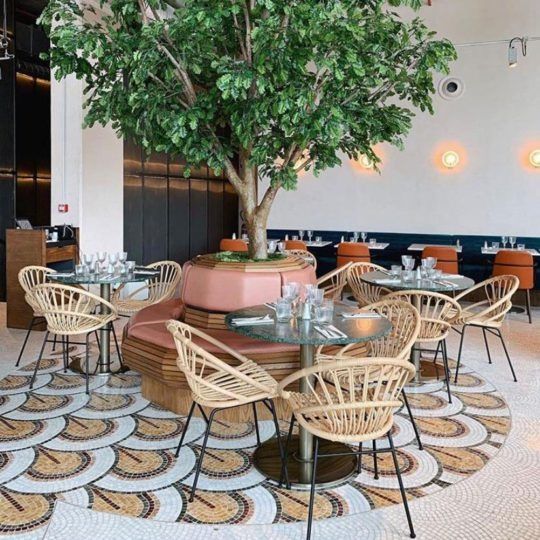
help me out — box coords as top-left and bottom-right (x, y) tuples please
(58, 203), (69, 213)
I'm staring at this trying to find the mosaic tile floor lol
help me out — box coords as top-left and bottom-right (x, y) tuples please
(0, 346), (510, 540)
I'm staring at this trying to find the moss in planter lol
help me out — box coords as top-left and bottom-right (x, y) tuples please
(214, 251), (286, 263)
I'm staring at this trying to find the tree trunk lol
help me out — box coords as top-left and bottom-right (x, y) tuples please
(245, 210), (268, 259)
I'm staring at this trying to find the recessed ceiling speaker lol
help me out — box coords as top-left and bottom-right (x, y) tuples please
(438, 76), (465, 100)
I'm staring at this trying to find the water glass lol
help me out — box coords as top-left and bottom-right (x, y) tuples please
(126, 260), (136, 273)
(307, 230), (313, 241)
(282, 284), (296, 302)
(315, 236), (322, 243)
(315, 299), (334, 324)
(390, 265), (401, 277)
(299, 230), (305, 240)
(352, 232), (359, 241)
(83, 253), (94, 267)
(501, 236), (507, 248)
(491, 242), (500, 249)
(96, 251), (107, 270)
(517, 244), (525, 250)
(361, 232), (367, 243)
(108, 252), (119, 265)
(431, 269), (443, 280)
(509, 236), (516, 249)
(75, 264), (86, 277)
(241, 233), (249, 241)
(267, 240), (278, 254)
(310, 288), (324, 306)
(402, 270), (415, 282)
(277, 241), (285, 253)
(292, 235), (299, 240)
(275, 298), (293, 322)
(369, 238), (377, 246)
(119, 251), (128, 263)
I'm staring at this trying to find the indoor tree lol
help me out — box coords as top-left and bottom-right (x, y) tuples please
(41, 0), (456, 259)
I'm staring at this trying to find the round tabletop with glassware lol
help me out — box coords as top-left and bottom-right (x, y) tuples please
(225, 299), (392, 487)
(47, 258), (159, 375)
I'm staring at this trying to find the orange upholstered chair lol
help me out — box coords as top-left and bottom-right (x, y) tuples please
(422, 246), (459, 274)
(284, 240), (307, 250)
(492, 250), (534, 323)
(337, 242), (370, 267)
(219, 238), (248, 252)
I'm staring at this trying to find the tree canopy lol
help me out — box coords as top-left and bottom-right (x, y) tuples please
(41, 0), (456, 197)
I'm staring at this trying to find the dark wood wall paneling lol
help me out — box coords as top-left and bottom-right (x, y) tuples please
(123, 140), (239, 266)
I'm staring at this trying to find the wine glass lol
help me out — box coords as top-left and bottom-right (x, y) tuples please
(96, 251), (107, 271)
(361, 232), (367, 243)
(83, 253), (94, 267)
(108, 252), (119, 265)
(352, 231), (359, 242)
(501, 236), (507, 248)
(307, 230), (313, 242)
(299, 230), (305, 241)
(509, 236), (516, 249)
(119, 251), (128, 263)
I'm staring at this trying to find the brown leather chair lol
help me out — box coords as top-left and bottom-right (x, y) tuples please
(284, 240), (307, 250)
(337, 242), (370, 267)
(422, 246), (459, 274)
(492, 250), (534, 323)
(219, 238), (248, 252)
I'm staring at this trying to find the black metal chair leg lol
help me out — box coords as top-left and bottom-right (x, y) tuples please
(252, 402), (261, 447)
(402, 390), (423, 449)
(454, 326), (467, 383)
(267, 400), (289, 489)
(197, 404), (209, 424)
(481, 328), (492, 364)
(16, 316), (36, 368)
(496, 329), (517, 382)
(432, 341), (442, 379)
(175, 401), (196, 457)
(357, 442), (363, 473)
(85, 333), (90, 394)
(62, 336), (68, 372)
(526, 290), (532, 324)
(52, 333), (58, 352)
(305, 436), (319, 540)
(441, 340), (452, 404)
(372, 439), (379, 479)
(29, 331), (49, 389)
(388, 431), (416, 538)
(111, 324), (124, 367)
(190, 408), (216, 502)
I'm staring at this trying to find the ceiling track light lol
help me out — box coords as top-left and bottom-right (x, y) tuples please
(508, 36), (528, 68)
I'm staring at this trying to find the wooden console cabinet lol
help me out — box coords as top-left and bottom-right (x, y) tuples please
(6, 228), (79, 329)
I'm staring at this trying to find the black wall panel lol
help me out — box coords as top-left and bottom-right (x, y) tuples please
(123, 139), (239, 266)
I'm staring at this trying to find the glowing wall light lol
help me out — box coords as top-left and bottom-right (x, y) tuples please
(529, 149), (540, 168)
(358, 154), (374, 169)
(442, 150), (460, 169)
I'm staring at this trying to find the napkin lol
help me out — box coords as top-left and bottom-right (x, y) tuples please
(374, 278), (401, 285)
(51, 273), (74, 278)
(230, 315), (274, 326)
(134, 270), (159, 275)
(441, 274), (464, 279)
(341, 312), (383, 319)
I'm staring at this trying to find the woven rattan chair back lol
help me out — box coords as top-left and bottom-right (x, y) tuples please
(167, 320), (277, 409)
(386, 290), (461, 342)
(346, 262), (391, 306)
(32, 283), (117, 335)
(18, 266), (56, 315)
(279, 357), (415, 443)
(285, 249), (317, 270)
(316, 262), (351, 300)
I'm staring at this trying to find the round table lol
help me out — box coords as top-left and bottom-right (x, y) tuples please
(359, 270), (475, 380)
(48, 269), (158, 374)
(225, 303), (392, 486)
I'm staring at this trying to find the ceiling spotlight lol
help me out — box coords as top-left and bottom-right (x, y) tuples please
(529, 149), (540, 168)
(508, 37), (527, 68)
(442, 150), (460, 169)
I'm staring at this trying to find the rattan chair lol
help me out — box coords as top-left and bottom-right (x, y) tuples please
(285, 249), (317, 270)
(112, 260), (182, 317)
(29, 283), (119, 393)
(347, 262), (391, 307)
(317, 298), (423, 459)
(15, 266), (57, 367)
(452, 275), (519, 382)
(279, 357), (416, 540)
(386, 290), (462, 403)
(167, 320), (288, 500)
(316, 262), (351, 301)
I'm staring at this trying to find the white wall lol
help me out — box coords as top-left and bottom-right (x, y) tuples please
(51, 76), (124, 255)
(264, 0), (540, 237)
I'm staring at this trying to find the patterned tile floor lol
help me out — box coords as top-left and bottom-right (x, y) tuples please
(1, 304), (539, 539)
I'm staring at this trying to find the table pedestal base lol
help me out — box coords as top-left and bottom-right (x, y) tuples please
(409, 358), (448, 383)
(254, 435), (357, 487)
(68, 355), (129, 377)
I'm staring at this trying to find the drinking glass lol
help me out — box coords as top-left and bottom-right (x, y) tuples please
(402, 270), (414, 282)
(282, 284), (296, 302)
(501, 236), (507, 248)
(352, 232), (359, 242)
(97, 251), (107, 270)
(75, 264), (86, 277)
(315, 299), (334, 324)
(126, 260), (136, 273)
(390, 265), (401, 277)
(402, 255), (415, 271)
(241, 233), (248, 241)
(307, 230), (313, 242)
(308, 288), (324, 306)
(292, 235), (299, 241)
(315, 236), (322, 243)
(361, 232), (367, 243)
(509, 236), (516, 249)
(517, 244), (525, 250)
(267, 240), (277, 254)
(277, 241), (285, 253)
(369, 238), (377, 246)
(491, 242), (500, 249)
(108, 252), (119, 265)
(119, 252), (128, 263)
(83, 253), (94, 267)
(275, 298), (293, 322)
(299, 230), (305, 240)
(431, 269), (443, 280)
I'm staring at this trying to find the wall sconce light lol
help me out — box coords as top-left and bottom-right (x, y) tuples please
(529, 149), (540, 168)
(508, 37), (527, 68)
(358, 154), (374, 169)
(442, 150), (460, 169)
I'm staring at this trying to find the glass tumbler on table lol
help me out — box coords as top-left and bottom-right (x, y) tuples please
(275, 299), (293, 322)
(315, 299), (334, 324)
